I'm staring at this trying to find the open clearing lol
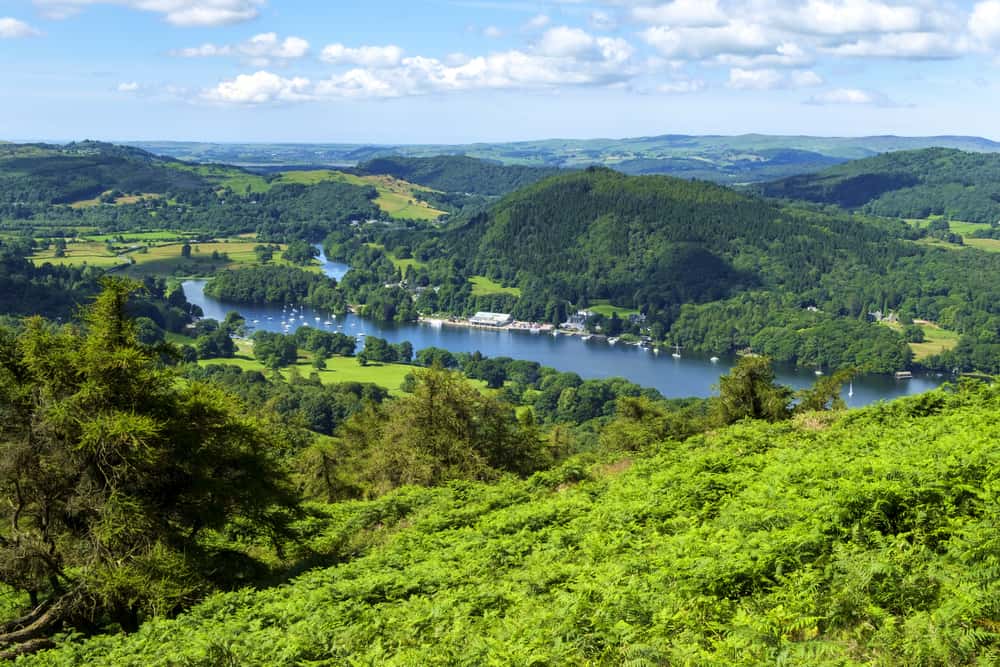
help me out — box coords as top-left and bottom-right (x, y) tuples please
(469, 276), (522, 297)
(587, 300), (641, 318)
(273, 170), (445, 221)
(883, 320), (960, 361)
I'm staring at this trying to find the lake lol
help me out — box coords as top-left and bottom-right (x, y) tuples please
(181, 246), (945, 406)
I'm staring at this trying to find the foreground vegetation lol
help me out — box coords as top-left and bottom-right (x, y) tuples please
(14, 377), (1000, 665)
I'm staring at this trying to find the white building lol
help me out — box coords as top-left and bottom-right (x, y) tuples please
(470, 312), (513, 327)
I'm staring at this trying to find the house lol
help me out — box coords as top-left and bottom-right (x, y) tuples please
(470, 312), (513, 327)
(561, 310), (592, 331)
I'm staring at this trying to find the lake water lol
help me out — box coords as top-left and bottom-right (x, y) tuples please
(181, 246), (945, 406)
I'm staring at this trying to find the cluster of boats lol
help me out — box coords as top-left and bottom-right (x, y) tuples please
(243, 305), (368, 340)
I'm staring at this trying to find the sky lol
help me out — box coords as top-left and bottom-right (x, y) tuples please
(2, 0), (1000, 143)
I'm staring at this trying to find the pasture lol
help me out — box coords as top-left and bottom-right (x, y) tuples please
(469, 275), (522, 297)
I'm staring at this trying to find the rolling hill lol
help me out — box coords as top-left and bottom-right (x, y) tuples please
(132, 134), (1000, 184)
(354, 155), (563, 196)
(758, 147), (1000, 224)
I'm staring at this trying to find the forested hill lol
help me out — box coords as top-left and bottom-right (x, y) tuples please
(758, 147), (1000, 223)
(0, 141), (218, 205)
(355, 155), (563, 195)
(21, 382), (1000, 665)
(448, 167), (912, 310)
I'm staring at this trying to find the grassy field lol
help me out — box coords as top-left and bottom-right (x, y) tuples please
(199, 351), (415, 395)
(68, 192), (162, 209)
(883, 320), (960, 360)
(587, 300), (640, 318)
(905, 217), (1000, 253)
(28, 236), (305, 277)
(273, 170), (445, 221)
(364, 243), (427, 273)
(469, 275), (522, 297)
(28, 241), (126, 268)
(84, 231), (195, 243)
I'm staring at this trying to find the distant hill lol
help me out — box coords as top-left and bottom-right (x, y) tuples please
(758, 147), (1000, 223)
(130, 134), (1000, 184)
(0, 141), (248, 205)
(355, 155), (563, 196)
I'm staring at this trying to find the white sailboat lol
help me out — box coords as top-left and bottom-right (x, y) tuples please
(671, 343), (682, 359)
(848, 381), (854, 398)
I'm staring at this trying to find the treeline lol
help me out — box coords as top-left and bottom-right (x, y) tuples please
(204, 265), (346, 314)
(355, 155), (563, 196)
(759, 147), (1000, 223)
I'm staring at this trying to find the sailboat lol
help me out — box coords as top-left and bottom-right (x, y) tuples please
(671, 343), (682, 359)
(848, 381), (854, 398)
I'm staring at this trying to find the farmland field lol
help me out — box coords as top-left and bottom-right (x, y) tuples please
(883, 320), (960, 360)
(587, 300), (641, 318)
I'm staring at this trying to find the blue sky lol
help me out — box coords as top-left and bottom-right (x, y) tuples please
(2, 0), (1000, 143)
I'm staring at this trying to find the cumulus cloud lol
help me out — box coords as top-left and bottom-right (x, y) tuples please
(483, 25), (503, 38)
(0, 17), (40, 38)
(117, 81), (140, 92)
(174, 33), (309, 65)
(33, 0), (262, 26)
(970, 1), (1000, 50)
(537, 26), (596, 57)
(321, 43), (404, 68)
(589, 10), (616, 31)
(203, 70), (312, 104)
(827, 31), (969, 59)
(632, 0), (727, 28)
(641, 21), (775, 60)
(775, 0), (925, 36)
(208, 37), (640, 104)
(715, 41), (813, 68)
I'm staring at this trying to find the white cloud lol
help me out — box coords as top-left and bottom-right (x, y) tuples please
(0, 17), (40, 38)
(117, 81), (140, 92)
(805, 87), (880, 104)
(208, 38), (640, 104)
(827, 31), (969, 59)
(715, 41), (813, 68)
(656, 79), (706, 93)
(524, 14), (550, 31)
(483, 25), (503, 38)
(632, 0), (727, 28)
(589, 10), (616, 31)
(174, 33), (309, 65)
(537, 26), (595, 57)
(641, 21), (775, 60)
(34, 0), (263, 26)
(321, 43), (404, 68)
(728, 67), (823, 89)
(203, 70), (312, 104)
(970, 1), (1000, 50)
(777, 0), (924, 36)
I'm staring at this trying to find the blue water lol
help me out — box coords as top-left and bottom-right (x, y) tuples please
(181, 245), (946, 405)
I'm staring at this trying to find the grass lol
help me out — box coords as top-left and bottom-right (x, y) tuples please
(365, 243), (427, 273)
(587, 300), (640, 318)
(68, 192), (162, 209)
(883, 320), (960, 360)
(84, 231), (195, 243)
(200, 352), (413, 396)
(905, 217), (1000, 253)
(469, 276), (522, 297)
(272, 170), (445, 221)
(28, 241), (127, 268)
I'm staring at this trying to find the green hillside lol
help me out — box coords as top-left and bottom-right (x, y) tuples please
(355, 155), (563, 196)
(0, 141), (223, 205)
(759, 148), (1000, 223)
(19, 382), (1000, 665)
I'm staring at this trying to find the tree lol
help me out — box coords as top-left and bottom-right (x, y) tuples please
(340, 367), (546, 496)
(252, 331), (298, 369)
(0, 278), (298, 655)
(180, 243), (192, 259)
(796, 367), (856, 413)
(715, 355), (793, 424)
